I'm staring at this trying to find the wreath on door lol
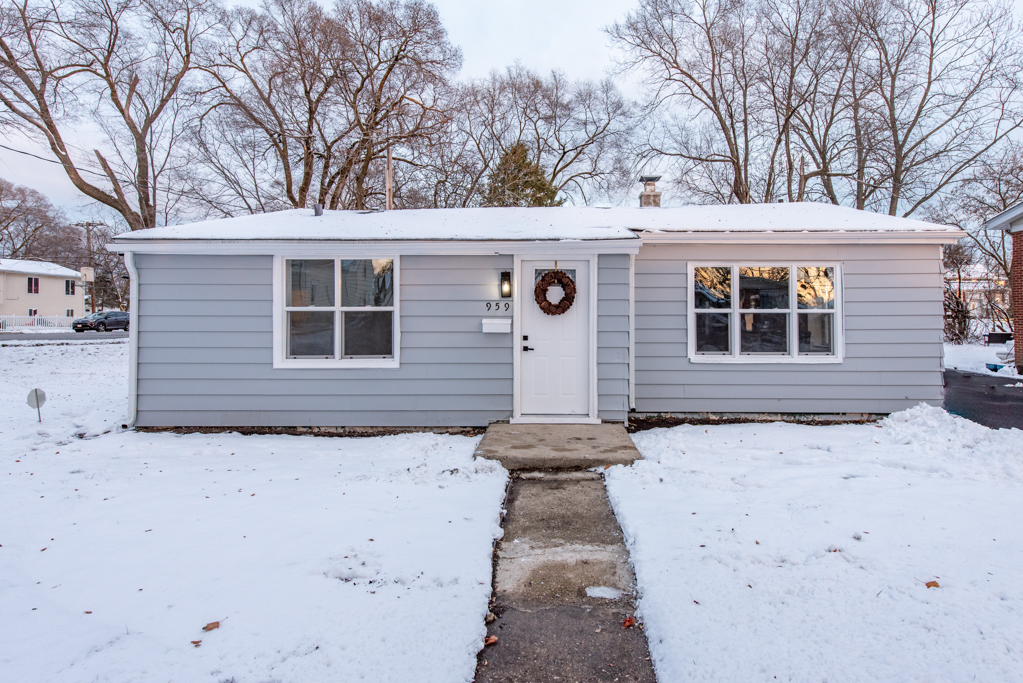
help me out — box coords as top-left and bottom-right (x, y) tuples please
(534, 270), (576, 316)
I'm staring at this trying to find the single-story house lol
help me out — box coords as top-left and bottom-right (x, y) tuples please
(0, 259), (85, 318)
(108, 201), (961, 428)
(983, 204), (1022, 375)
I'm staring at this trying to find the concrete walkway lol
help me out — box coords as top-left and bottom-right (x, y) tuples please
(474, 425), (656, 682)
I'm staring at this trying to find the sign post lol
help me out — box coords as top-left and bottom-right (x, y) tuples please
(26, 388), (46, 422)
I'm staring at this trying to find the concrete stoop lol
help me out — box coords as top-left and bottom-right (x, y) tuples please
(474, 423), (643, 471)
(473, 424), (656, 683)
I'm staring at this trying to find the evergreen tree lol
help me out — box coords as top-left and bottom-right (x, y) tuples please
(482, 143), (564, 207)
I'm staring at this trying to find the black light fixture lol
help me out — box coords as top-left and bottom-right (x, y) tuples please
(500, 271), (512, 298)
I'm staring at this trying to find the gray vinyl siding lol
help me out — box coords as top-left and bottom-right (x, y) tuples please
(134, 253), (515, 427)
(633, 243), (944, 415)
(597, 253), (630, 421)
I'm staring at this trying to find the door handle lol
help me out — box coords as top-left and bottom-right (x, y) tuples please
(523, 346), (534, 351)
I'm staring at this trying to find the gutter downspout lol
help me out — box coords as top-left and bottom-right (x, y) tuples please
(629, 253), (636, 413)
(123, 251), (139, 429)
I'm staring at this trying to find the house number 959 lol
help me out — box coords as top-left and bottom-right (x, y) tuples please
(486, 302), (511, 311)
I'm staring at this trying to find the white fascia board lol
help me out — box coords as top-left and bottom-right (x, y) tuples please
(638, 230), (964, 245)
(105, 238), (642, 256)
(984, 203), (1023, 232)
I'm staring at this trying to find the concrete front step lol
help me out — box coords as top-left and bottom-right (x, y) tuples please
(473, 423), (643, 470)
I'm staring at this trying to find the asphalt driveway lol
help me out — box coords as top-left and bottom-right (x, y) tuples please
(944, 370), (1023, 430)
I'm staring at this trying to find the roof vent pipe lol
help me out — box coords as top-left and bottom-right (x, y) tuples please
(313, 204), (323, 216)
(639, 175), (661, 208)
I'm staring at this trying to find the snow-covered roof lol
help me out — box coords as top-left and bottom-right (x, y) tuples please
(0, 258), (82, 278)
(109, 204), (958, 245)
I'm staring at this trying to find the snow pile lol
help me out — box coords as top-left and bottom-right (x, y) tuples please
(608, 408), (1023, 682)
(944, 342), (1018, 376)
(0, 340), (508, 682)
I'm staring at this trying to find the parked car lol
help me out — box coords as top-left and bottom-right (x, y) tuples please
(73, 311), (129, 332)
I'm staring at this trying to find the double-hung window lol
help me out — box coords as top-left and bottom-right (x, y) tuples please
(27, 277), (39, 294)
(65, 279), (76, 295)
(275, 256), (399, 368)
(690, 264), (840, 362)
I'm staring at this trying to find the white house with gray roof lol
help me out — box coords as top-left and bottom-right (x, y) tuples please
(108, 203), (961, 428)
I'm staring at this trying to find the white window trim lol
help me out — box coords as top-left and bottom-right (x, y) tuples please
(272, 254), (401, 369)
(687, 262), (844, 364)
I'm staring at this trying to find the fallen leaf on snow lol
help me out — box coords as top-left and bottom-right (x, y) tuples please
(190, 640), (201, 647)
(926, 581), (940, 588)
(484, 635), (498, 646)
(202, 621), (220, 632)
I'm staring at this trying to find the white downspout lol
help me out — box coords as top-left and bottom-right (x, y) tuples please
(123, 251), (139, 429)
(629, 253), (636, 412)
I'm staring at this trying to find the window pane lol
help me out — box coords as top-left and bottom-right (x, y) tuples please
(343, 311), (393, 357)
(694, 267), (731, 309)
(797, 267), (835, 309)
(740, 313), (788, 353)
(695, 312), (730, 353)
(739, 267), (789, 309)
(287, 260), (334, 307)
(799, 313), (834, 354)
(288, 311), (334, 358)
(342, 259), (393, 307)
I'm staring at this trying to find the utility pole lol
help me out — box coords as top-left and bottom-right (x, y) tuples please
(74, 221), (105, 313)
(385, 145), (393, 211)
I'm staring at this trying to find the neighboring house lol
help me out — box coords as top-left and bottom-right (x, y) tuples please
(0, 259), (85, 318)
(983, 205), (1022, 373)
(108, 200), (961, 428)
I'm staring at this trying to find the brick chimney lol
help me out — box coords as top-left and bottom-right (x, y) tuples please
(639, 175), (661, 208)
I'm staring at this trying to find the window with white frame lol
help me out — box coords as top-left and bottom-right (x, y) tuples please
(66, 309), (74, 317)
(27, 277), (39, 294)
(65, 279), (75, 295)
(280, 257), (396, 364)
(27, 308), (37, 316)
(690, 264), (839, 361)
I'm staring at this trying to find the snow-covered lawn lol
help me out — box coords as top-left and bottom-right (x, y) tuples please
(944, 341), (1018, 377)
(609, 408), (1023, 682)
(0, 340), (506, 682)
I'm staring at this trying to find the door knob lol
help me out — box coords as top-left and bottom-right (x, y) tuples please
(523, 346), (534, 351)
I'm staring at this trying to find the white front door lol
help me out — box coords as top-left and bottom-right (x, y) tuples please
(520, 259), (590, 416)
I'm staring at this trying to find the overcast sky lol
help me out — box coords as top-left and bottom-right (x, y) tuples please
(0, 0), (640, 216)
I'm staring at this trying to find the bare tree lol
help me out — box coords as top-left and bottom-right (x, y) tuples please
(0, 175), (66, 256)
(609, 0), (765, 203)
(610, 0), (1023, 213)
(848, 0), (1023, 216)
(193, 0), (460, 213)
(0, 0), (216, 230)
(465, 66), (633, 204)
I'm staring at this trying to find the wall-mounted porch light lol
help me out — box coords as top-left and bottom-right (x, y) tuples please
(500, 271), (512, 298)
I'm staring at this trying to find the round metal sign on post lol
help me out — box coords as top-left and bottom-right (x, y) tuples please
(27, 388), (46, 422)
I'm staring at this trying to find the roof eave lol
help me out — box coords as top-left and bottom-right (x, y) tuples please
(984, 202), (1023, 232)
(637, 229), (965, 245)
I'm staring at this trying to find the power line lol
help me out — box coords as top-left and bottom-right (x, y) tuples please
(0, 142), (199, 202)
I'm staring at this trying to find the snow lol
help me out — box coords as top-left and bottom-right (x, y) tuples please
(944, 342), (1019, 377)
(585, 586), (623, 599)
(0, 258), (82, 278)
(0, 339), (508, 682)
(607, 406), (1023, 682)
(109, 204), (958, 245)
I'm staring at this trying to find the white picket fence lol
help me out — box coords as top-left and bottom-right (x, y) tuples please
(0, 315), (75, 331)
